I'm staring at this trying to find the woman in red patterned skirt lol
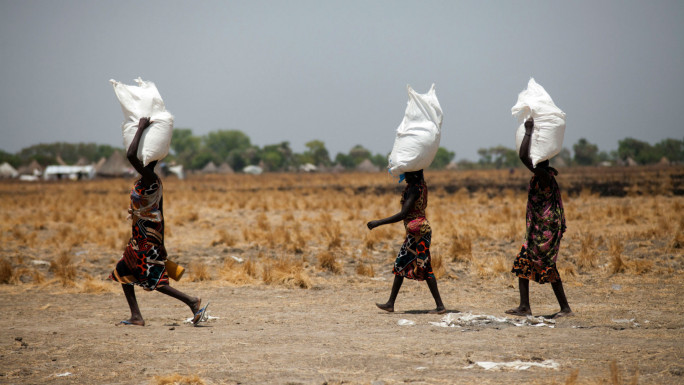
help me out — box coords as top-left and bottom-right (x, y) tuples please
(110, 117), (208, 326)
(367, 169), (446, 314)
(506, 117), (572, 319)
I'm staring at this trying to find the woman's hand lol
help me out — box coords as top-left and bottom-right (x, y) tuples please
(367, 220), (380, 230)
(138, 117), (152, 130)
(524, 117), (534, 134)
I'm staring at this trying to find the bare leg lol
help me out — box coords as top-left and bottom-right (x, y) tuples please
(505, 277), (532, 316)
(156, 285), (201, 316)
(425, 277), (446, 314)
(376, 275), (403, 312)
(121, 284), (145, 326)
(550, 280), (573, 318)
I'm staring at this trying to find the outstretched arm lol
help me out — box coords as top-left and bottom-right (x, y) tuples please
(127, 117), (156, 185)
(367, 185), (419, 230)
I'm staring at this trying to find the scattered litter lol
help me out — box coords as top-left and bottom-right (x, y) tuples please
(611, 284), (622, 291)
(612, 318), (640, 327)
(415, 366), (428, 371)
(465, 360), (559, 371)
(31, 260), (50, 266)
(397, 319), (416, 326)
(370, 277), (387, 281)
(74, 251), (86, 256)
(430, 312), (555, 328)
(183, 314), (219, 324)
(55, 372), (73, 377)
(231, 256), (244, 263)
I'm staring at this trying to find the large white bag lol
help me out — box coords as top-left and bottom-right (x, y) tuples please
(511, 78), (565, 167)
(388, 84), (443, 175)
(110, 78), (174, 166)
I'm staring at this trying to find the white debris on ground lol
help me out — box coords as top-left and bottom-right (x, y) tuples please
(465, 360), (560, 371)
(183, 314), (219, 324)
(397, 319), (416, 326)
(430, 312), (555, 328)
(230, 256), (244, 263)
(55, 372), (73, 377)
(612, 318), (640, 327)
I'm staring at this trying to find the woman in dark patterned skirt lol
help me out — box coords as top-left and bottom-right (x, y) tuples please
(506, 117), (572, 319)
(110, 117), (208, 326)
(367, 170), (446, 314)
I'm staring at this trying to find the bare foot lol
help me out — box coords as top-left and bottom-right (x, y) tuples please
(550, 309), (574, 319)
(505, 306), (532, 317)
(376, 302), (394, 313)
(117, 318), (144, 326)
(189, 297), (202, 316)
(428, 307), (446, 315)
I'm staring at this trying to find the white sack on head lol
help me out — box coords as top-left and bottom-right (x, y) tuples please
(110, 78), (174, 166)
(388, 84), (443, 176)
(511, 78), (565, 167)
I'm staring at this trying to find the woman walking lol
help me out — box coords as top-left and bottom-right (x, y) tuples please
(367, 170), (445, 314)
(110, 117), (208, 326)
(506, 117), (572, 319)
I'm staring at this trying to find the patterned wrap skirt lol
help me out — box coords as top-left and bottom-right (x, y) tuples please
(110, 239), (169, 291)
(110, 178), (169, 291)
(511, 172), (566, 284)
(393, 231), (434, 281)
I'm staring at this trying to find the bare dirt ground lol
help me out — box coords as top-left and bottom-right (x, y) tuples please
(1, 168), (683, 384)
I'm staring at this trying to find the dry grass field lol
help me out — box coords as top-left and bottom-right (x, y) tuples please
(0, 166), (682, 384)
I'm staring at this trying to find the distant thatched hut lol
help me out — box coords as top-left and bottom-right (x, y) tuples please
(201, 161), (218, 174)
(18, 160), (43, 176)
(0, 162), (18, 178)
(356, 159), (380, 172)
(217, 162), (234, 174)
(97, 151), (130, 177)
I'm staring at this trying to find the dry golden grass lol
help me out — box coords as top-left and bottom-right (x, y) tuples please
(212, 228), (238, 247)
(355, 260), (375, 277)
(576, 231), (599, 270)
(79, 275), (113, 293)
(153, 373), (206, 385)
(219, 258), (257, 285)
(0, 167), (681, 290)
(49, 250), (77, 287)
(558, 361), (639, 385)
(670, 230), (684, 250)
(317, 251), (342, 274)
(449, 232), (473, 262)
(188, 261), (211, 282)
(262, 257), (312, 289)
(431, 251), (447, 279)
(363, 230), (377, 250)
(0, 258), (12, 284)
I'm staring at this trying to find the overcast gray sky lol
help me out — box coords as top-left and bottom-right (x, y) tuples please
(1, 0), (682, 161)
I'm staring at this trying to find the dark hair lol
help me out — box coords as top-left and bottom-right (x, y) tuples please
(537, 160), (550, 169)
(404, 169), (424, 183)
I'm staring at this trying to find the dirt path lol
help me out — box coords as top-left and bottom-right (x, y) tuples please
(1, 274), (682, 384)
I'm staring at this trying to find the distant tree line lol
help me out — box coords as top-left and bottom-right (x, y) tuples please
(0, 142), (119, 168)
(169, 128), (456, 171)
(1, 131), (681, 171)
(457, 137), (684, 169)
